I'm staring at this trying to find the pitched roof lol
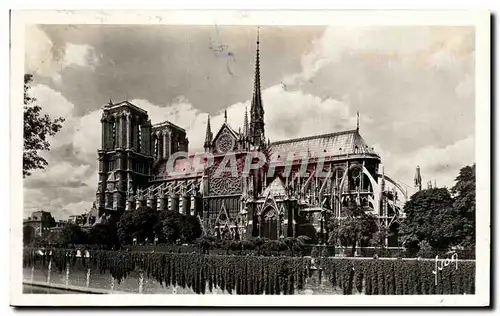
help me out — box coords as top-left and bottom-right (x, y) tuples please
(152, 155), (205, 180)
(268, 130), (378, 163)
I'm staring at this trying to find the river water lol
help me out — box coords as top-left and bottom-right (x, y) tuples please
(23, 284), (86, 294)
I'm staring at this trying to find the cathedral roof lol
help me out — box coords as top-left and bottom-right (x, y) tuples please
(268, 129), (378, 164)
(153, 155), (205, 180)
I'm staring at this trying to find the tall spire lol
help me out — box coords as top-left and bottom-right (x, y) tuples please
(249, 26), (265, 147)
(414, 165), (422, 191)
(243, 107), (249, 137)
(204, 115), (213, 151)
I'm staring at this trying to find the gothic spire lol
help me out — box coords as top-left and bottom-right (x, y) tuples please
(249, 27), (265, 147)
(224, 109), (228, 123)
(243, 107), (249, 137)
(204, 115), (212, 150)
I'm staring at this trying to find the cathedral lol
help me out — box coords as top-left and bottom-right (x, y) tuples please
(95, 33), (419, 246)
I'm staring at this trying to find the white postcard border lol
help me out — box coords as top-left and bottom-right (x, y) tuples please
(9, 9), (491, 307)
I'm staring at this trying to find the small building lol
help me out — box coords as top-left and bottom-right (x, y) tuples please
(23, 210), (55, 237)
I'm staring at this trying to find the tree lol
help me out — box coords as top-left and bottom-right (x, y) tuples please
(399, 187), (464, 255)
(23, 225), (35, 245)
(161, 210), (182, 243)
(179, 215), (203, 243)
(117, 206), (158, 245)
(329, 202), (378, 257)
(248, 236), (268, 255)
(282, 235), (311, 257)
(23, 74), (65, 177)
(262, 239), (288, 256)
(87, 223), (120, 249)
(370, 222), (391, 256)
(59, 223), (87, 246)
(450, 164), (476, 249)
(195, 235), (218, 254)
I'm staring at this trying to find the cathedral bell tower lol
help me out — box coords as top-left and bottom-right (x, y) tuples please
(96, 100), (154, 218)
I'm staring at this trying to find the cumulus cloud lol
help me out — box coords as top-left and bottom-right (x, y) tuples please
(374, 135), (475, 191)
(287, 26), (474, 86)
(129, 83), (359, 154)
(62, 43), (100, 70)
(25, 25), (59, 81)
(25, 26), (100, 84)
(24, 85), (98, 219)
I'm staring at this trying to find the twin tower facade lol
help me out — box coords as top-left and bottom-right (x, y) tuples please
(95, 101), (190, 219)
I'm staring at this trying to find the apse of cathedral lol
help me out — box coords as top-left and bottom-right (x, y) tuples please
(94, 32), (420, 247)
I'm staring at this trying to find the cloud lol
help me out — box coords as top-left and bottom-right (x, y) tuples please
(374, 135), (475, 191)
(24, 85), (98, 219)
(287, 26), (474, 86)
(63, 43), (100, 70)
(25, 25), (59, 81)
(25, 26), (100, 84)
(129, 83), (358, 154)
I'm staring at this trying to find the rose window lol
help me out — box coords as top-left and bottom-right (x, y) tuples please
(216, 133), (234, 153)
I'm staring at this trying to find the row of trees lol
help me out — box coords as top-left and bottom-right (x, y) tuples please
(24, 207), (205, 249)
(117, 207), (204, 245)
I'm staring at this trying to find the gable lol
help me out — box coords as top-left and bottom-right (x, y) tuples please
(213, 124), (239, 154)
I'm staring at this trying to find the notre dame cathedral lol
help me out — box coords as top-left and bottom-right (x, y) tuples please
(94, 33), (420, 246)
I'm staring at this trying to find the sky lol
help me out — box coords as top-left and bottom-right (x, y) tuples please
(23, 24), (475, 220)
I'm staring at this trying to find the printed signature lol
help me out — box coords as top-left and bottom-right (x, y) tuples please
(432, 252), (458, 285)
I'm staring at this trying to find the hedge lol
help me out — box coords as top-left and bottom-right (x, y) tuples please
(316, 257), (475, 295)
(23, 248), (475, 295)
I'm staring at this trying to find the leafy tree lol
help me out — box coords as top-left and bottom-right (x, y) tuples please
(33, 230), (61, 247)
(23, 225), (35, 245)
(282, 235), (311, 257)
(23, 74), (65, 177)
(87, 223), (120, 249)
(59, 223), (87, 246)
(399, 187), (464, 255)
(370, 222), (391, 256)
(117, 206), (158, 245)
(262, 239), (287, 256)
(161, 210), (182, 243)
(329, 202), (378, 257)
(179, 215), (203, 243)
(450, 164), (476, 249)
(195, 235), (218, 254)
(248, 236), (268, 255)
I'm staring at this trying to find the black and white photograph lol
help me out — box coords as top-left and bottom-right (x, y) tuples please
(9, 10), (490, 306)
